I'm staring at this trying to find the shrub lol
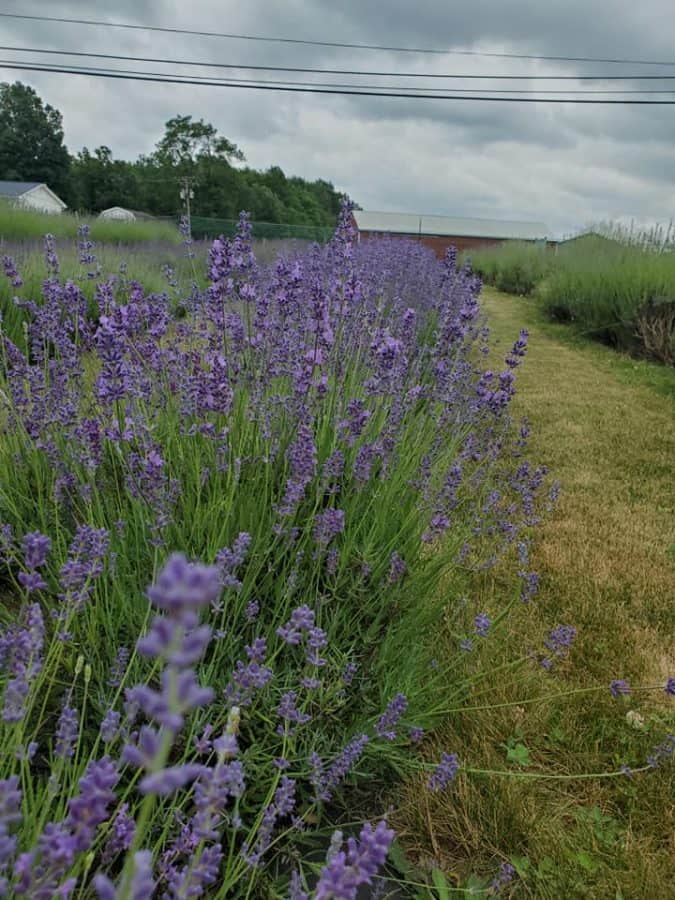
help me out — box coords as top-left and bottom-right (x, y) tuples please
(468, 243), (551, 297)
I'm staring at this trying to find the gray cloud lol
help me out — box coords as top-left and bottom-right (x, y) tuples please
(2, 0), (675, 234)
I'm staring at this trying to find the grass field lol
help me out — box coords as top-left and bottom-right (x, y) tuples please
(395, 289), (675, 897)
(0, 202), (180, 244)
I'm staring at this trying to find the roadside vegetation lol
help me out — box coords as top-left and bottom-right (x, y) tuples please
(469, 234), (675, 365)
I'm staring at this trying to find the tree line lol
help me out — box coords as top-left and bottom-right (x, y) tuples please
(0, 82), (346, 226)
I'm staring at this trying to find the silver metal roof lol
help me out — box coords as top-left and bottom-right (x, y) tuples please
(353, 209), (550, 241)
(0, 180), (42, 198)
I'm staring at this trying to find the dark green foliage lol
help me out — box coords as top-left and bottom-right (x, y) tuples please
(0, 81), (345, 227)
(63, 102), (345, 225)
(0, 82), (71, 195)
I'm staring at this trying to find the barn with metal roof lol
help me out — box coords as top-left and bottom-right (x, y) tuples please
(352, 210), (551, 256)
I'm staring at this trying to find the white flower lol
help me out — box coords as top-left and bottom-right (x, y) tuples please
(625, 710), (645, 729)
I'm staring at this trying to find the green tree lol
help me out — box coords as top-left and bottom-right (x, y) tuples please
(0, 81), (71, 195)
(153, 115), (244, 171)
(69, 146), (139, 212)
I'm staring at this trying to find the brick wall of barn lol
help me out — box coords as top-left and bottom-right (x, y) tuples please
(356, 230), (512, 258)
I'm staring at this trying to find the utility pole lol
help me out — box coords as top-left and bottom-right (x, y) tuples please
(179, 176), (195, 236)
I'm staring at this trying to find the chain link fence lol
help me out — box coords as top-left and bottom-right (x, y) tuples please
(189, 216), (334, 243)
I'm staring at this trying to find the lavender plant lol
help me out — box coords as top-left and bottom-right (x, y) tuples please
(1, 205), (669, 896)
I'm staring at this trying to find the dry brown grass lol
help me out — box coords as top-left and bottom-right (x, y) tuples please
(393, 290), (675, 898)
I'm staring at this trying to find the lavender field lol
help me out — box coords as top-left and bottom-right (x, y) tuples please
(0, 208), (670, 898)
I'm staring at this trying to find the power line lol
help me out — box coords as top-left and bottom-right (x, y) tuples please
(5, 59), (675, 103)
(2, 10), (675, 67)
(4, 44), (675, 81)
(5, 58), (675, 94)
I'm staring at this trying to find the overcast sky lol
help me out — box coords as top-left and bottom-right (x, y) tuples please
(3, 0), (675, 235)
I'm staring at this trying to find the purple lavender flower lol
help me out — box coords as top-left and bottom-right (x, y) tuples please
(278, 424), (317, 516)
(665, 677), (675, 696)
(54, 704), (79, 759)
(610, 680), (631, 698)
(428, 752), (459, 791)
(0, 776), (22, 891)
(216, 532), (252, 591)
(99, 710), (121, 745)
(387, 552), (407, 584)
(146, 553), (221, 620)
(289, 869), (309, 900)
(59, 525), (110, 611)
(140, 763), (205, 796)
(313, 508), (346, 546)
(107, 647), (130, 687)
(306, 625), (328, 668)
(474, 613), (492, 637)
(65, 756), (119, 852)
(544, 625), (577, 663)
(315, 820), (394, 900)
(491, 861), (516, 892)
(505, 329), (528, 368)
(277, 605), (316, 645)
(1, 603), (44, 723)
(2, 255), (23, 288)
(375, 693), (408, 741)
(409, 727), (424, 744)
(242, 777), (297, 867)
(21, 531), (51, 570)
(225, 650), (273, 706)
(277, 691), (311, 735)
(95, 849), (156, 900)
(101, 804), (135, 864)
(342, 662), (358, 686)
(314, 734), (370, 802)
(245, 600), (260, 622)
(17, 572), (48, 593)
(646, 734), (675, 769)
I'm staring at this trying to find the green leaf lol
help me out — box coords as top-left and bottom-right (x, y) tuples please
(537, 856), (557, 878)
(387, 839), (423, 881)
(574, 851), (600, 873)
(509, 854), (531, 878)
(506, 742), (531, 766)
(432, 868), (451, 900)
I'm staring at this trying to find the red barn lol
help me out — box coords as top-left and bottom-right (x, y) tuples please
(352, 210), (550, 257)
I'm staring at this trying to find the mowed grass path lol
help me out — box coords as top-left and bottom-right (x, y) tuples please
(485, 289), (674, 673)
(396, 290), (674, 898)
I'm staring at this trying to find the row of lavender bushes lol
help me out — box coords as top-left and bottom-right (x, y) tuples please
(0, 206), (594, 897)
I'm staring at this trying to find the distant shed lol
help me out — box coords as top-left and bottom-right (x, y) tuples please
(98, 207), (156, 222)
(0, 181), (67, 214)
(352, 210), (551, 257)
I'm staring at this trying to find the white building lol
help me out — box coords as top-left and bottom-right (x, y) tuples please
(0, 181), (67, 214)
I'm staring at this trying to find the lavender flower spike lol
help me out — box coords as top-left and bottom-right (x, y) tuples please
(428, 752), (460, 791)
(315, 820), (395, 900)
(375, 693), (407, 741)
(610, 680), (631, 698)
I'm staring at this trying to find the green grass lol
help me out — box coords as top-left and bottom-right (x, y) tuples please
(396, 289), (675, 898)
(0, 202), (180, 244)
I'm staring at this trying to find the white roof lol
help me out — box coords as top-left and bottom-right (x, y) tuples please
(353, 210), (550, 241)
